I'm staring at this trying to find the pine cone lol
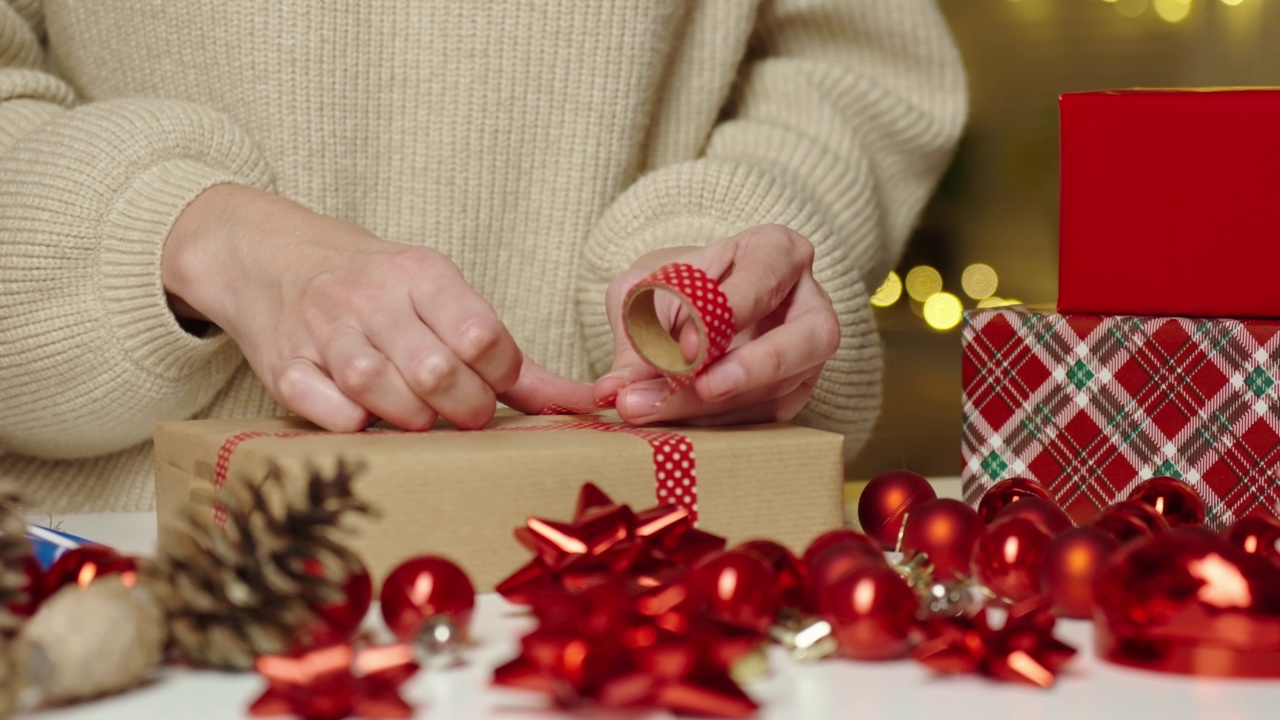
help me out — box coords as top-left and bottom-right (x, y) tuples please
(0, 484), (36, 720)
(143, 460), (374, 670)
(0, 485), (36, 637)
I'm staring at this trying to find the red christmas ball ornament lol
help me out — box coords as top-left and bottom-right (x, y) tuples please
(972, 516), (1053, 603)
(42, 546), (136, 595)
(803, 540), (887, 614)
(1039, 526), (1120, 619)
(380, 556), (476, 643)
(1092, 500), (1171, 545)
(856, 471), (936, 549)
(692, 550), (779, 633)
(993, 496), (1073, 536)
(1224, 515), (1280, 563)
(305, 558), (373, 643)
(1128, 477), (1206, 528)
(801, 529), (881, 567)
(976, 477), (1050, 524)
(735, 539), (806, 609)
(900, 499), (984, 582)
(1094, 528), (1280, 677)
(822, 566), (918, 661)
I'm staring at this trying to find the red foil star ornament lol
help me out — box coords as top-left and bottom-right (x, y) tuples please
(250, 642), (419, 720)
(912, 597), (1077, 687)
(496, 484), (725, 604)
(493, 574), (761, 718)
(42, 546), (136, 595)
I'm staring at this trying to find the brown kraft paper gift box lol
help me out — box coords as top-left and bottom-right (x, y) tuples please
(153, 412), (844, 591)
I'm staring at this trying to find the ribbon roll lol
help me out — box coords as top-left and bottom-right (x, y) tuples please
(623, 264), (735, 393)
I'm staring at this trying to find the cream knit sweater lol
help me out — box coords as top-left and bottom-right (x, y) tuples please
(0, 0), (965, 512)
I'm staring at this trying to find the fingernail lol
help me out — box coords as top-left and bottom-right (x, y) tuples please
(703, 363), (746, 400)
(622, 386), (664, 419)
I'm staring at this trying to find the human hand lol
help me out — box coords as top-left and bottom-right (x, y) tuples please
(594, 224), (841, 426)
(162, 185), (592, 431)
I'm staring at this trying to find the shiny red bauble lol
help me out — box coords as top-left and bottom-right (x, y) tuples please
(822, 566), (918, 661)
(308, 563), (373, 642)
(380, 556), (476, 642)
(42, 546), (136, 595)
(1092, 500), (1171, 545)
(735, 539), (805, 609)
(1224, 515), (1280, 563)
(1128, 477), (1206, 528)
(993, 496), (1073, 536)
(1093, 528), (1280, 677)
(692, 550), (779, 633)
(803, 539), (887, 614)
(976, 477), (1050, 524)
(856, 471), (936, 549)
(900, 499), (984, 581)
(1039, 526), (1120, 619)
(972, 517), (1053, 603)
(801, 529), (881, 567)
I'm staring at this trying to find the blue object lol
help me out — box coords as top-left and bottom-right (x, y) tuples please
(26, 525), (102, 570)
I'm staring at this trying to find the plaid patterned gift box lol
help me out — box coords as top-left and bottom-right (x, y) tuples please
(961, 306), (1280, 530)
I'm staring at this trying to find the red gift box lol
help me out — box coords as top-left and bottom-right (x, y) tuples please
(1059, 89), (1280, 318)
(961, 306), (1280, 529)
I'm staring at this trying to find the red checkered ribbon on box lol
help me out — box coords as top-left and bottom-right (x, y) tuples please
(961, 307), (1280, 529)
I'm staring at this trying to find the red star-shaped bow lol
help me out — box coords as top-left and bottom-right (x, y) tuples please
(496, 484), (725, 604)
(249, 642), (419, 720)
(911, 597), (1077, 687)
(493, 573), (760, 718)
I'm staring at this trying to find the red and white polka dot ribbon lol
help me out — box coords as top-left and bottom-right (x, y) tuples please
(622, 263), (735, 395)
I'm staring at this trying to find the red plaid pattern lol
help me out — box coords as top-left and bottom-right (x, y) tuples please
(962, 307), (1280, 529)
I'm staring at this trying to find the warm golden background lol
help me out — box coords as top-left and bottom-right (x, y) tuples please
(847, 0), (1275, 482)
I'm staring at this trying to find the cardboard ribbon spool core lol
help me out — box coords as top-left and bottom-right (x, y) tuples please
(620, 264), (735, 384)
(624, 287), (706, 377)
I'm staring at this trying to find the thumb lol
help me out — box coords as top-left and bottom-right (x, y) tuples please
(498, 355), (596, 414)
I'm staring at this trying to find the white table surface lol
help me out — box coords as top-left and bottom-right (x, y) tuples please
(24, 484), (1280, 720)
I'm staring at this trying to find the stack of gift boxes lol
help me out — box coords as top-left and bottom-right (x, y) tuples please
(962, 89), (1280, 529)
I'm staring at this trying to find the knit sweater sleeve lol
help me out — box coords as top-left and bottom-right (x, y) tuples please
(575, 0), (967, 447)
(0, 1), (274, 460)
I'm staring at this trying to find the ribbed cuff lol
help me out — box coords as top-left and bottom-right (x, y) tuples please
(0, 98), (274, 458)
(97, 158), (249, 382)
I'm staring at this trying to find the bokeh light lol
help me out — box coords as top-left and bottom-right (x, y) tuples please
(870, 271), (903, 307)
(1115, 0), (1149, 17)
(961, 263), (999, 300)
(923, 292), (964, 330)
(1221, 0), (1243, 6)
(905, 266), (944, 302)
(1154, 0), (1192, 23)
